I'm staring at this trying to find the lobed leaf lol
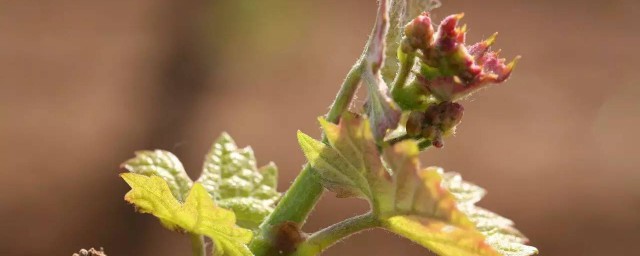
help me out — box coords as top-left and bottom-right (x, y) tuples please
(385, 215), (499, 256)
(297, 130), (369, 199)
(121, 150), (193, 201)
(197, 133), (281, 229)
(298, 114), (537, 255)
(443, 172), (539, 256)
(380, 144), (473, 227)
(121, 173), (253, 256)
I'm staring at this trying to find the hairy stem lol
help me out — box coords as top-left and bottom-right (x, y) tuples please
(391, 52), (415, 101)
(250, 3), (388, 254)
(189, 234), (205, 256)
(249, 61), (364, 255)
(293, 212), (379, 256)
(326, 62), (365, 124)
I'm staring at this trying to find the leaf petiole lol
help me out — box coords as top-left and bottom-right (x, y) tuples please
(190, 234), (205, 256)
(293, 212), (379, 256)
(391, 51), (415, 95)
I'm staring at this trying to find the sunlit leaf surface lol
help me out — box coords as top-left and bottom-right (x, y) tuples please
(298, 114), (537, 255)
(198, 133), (281, 229)
(121, 173), (253, 256)
(121, 150), (193, 201)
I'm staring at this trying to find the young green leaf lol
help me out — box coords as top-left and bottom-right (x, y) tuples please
(385, 215), (498, 256)
(121, 173), (253, 256)
(363, 70), (401, 142)
(443, 172), (539, 256)
(297, 114), (537, 255)
(364, 0), (401, 141)
(121, 150), (193, 201)
(296, 114), (381, 200)
(197, 133), (281, 229)
(383, 167), (538, 255)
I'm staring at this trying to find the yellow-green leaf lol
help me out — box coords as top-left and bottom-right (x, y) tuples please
(297, 113), (392, 202)
(443, 172), (539, 256)
(380, 143), (472, 227)
(197, 133), (281, 229)
(299, 114), (467, 223)
(121, 173), (253, 256)
(384, 215), (499, 256)
(121, 150), (193, 201)
(297, 130), (369, 199)
(298, 114), (537, 255)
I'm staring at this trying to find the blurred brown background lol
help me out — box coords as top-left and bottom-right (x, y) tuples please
(1, 0), (639, 255)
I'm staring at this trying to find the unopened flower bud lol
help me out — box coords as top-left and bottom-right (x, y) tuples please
(421, 125), (438, 141)
(434, 13), (465, 53)
(419, 102), (465, 148)
(411, 13), (519, 101)
(406, 111), (425, 137)
(439, 102), (464, 131)
(402, 12), (434, 52)
(398, 102), (464, 148)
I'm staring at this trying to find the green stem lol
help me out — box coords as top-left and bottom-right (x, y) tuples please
(293, 212), (379, 256)
(418, 139), (433, 150)
(250, 3), (389, 254)
(249, 61), (364, 255)
(390, 52), (415, 98)
(390, 51), (422, 112)
(190, 234), (205, 256)
(386, 133), (413, 145)
(325, 61), (365, 124)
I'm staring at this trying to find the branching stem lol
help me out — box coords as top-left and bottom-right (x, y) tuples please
(250, 3), (386, 255)
(391, 52), (416, 101)
(293, 212), (379, 256)
(248, 60), (365, 256)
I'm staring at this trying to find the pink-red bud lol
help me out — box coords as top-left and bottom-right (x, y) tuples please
(409, 13), (519, 101)
(408, 102), (464, 149)
(434, 13), (465, 53)
(403, 12), (435, 52)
